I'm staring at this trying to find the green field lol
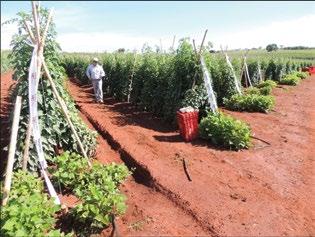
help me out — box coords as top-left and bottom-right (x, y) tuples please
(224, 49), (315, 63)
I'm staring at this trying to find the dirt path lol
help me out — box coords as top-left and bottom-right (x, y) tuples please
(0, 71), (17, 178)
(67, 76), (315, 236)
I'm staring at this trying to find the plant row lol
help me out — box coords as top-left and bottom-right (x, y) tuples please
(62, 44), (312, 123)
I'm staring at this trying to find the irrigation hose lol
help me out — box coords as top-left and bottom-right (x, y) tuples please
(182, 158), (192, 182)
(250, 135), (271, 145)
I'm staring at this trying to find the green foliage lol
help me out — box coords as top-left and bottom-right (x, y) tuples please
(210, 56), (239, 105)
(224, 94), (275, 112)
(279, 74), (301, 85)
(0, 171), (70, 237)
(7, 8), (97, 171)
(1, 50), (12, 73)
(292, 71), (308, 79)
(258, 85), (273, 95)
(256, 79), (277, 89)
(50, 152), (131, 233)
(244, 87), (261, 95)
(199, 112), (251, 150)
(181, 84), (209, 118)
(247, 61), (262, 86)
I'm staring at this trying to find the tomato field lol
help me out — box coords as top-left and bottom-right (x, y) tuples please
(1, 1), (315, 237)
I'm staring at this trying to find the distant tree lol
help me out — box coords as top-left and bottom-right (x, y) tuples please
(280, 45), (284, 49)
(266, 44), (278, 52)
(117, 48), (125, 53)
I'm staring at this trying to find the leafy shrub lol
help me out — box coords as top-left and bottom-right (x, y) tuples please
(199, 112), (251, 150)
(279, 74), (301, 85)
(256, 79), (277, 89)
(0, 171), (70, 237)
(258, 85), (273, 95)
(181, 84), (209, 118)
(50, 152), (131, 233)
(244, 87), (260, 95)
(293, 71), (308, 79)
(224, 94), (275, 112)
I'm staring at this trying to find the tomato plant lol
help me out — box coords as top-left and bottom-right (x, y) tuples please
(6, 8), (97, 171)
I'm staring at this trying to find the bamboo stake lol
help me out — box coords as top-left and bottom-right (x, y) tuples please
(22, 119), (32, 171)
(40, 9), (53, 49)
(127, 53), (137, 103)
(42, 60), (91, 167)
(2, 96), (22, 206)
(198, 29), (208, 56)
(191, 30), (208, 88)
(23, 20), (36, 44)
(171, 35), (176, 50)
(32, 1), (41, 43)
(192, 39), (198, 58)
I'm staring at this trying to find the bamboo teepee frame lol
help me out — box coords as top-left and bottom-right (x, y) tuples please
(240, 50), (252, 87)
(22, 1), (91, 167)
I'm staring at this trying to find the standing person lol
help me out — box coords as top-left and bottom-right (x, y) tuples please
(86, 57), (105, 103)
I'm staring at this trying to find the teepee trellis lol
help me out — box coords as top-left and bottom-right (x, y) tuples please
(2, 1), (93, 205)
(220, 45), (242, 95)
(22, 1), (91, 167)
(240, 50), (252, 87)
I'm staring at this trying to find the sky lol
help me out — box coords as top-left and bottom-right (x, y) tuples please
(1, 1), (315, 52)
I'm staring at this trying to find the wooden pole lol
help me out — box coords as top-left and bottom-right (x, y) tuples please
(171, 35), (176, 50)
(42, 60), (91, 167)
(40, 9), (53, 48)
(198, 29), (208, 56)
(2, 96), (22, 206)
(22, 119), (32, 171)
(32, 1), (41, 43)
(23, 20), (36, 44)
(127, 53), (137, 103)
(192, 39), (198, 58)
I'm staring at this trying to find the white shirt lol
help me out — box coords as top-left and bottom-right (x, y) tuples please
(86, 64), (105, 80)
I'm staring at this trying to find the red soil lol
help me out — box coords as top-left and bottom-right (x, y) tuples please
(0, 72), (17, 177)
(67, 76), (315, 236)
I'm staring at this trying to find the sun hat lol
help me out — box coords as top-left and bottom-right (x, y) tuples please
(92, 57), (99, 62)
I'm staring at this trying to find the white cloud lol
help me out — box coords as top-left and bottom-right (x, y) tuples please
(2, 12), (315, 52)
(57, 32), (176, 52)
(1, 14), (18, 49)
(210, 14), (315, 50)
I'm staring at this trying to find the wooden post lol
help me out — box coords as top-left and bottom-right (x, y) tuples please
(22, 119), (32, 171)
(42, 60), (91, 167)
(192, 39), (198, 58)
(127, 53), (137, 103)
(191, 30), (208, 88)
(198, 29), (208, 56)
(32, 1), (41, 43)
(2, 96), (22, 206)
(171, 35), (176, 50)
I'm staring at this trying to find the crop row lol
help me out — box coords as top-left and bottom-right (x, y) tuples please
(62, 42), (313, 122)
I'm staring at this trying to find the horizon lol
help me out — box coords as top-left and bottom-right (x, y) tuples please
(1, 1), (315, 52)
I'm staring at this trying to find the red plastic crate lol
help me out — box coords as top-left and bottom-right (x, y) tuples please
(309, 66), (315, 74)
(177, 111), (199, 142)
